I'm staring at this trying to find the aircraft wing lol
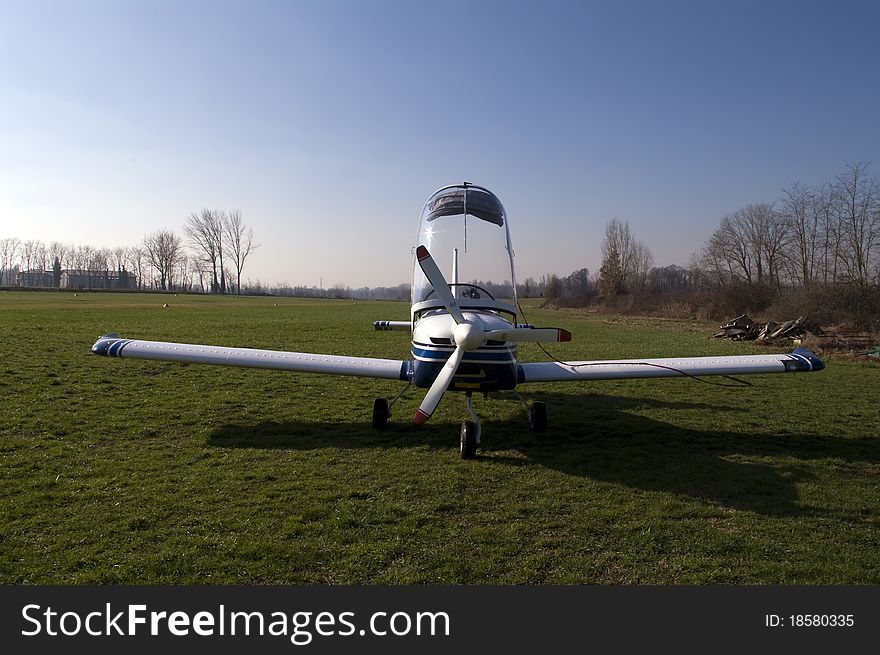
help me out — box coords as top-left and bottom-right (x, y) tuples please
(91, 335), (411, 381)
(518, 348), (824, 383)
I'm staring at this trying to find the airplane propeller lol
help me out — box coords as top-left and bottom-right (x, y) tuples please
(413, 245), (571, 424)
(416, 245), (466, 325)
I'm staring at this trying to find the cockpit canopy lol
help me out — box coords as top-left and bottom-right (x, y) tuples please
(412, 184), (517, 318)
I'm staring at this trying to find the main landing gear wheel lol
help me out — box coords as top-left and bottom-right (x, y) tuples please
(372, 398), (389, 429)
(460, 421), (478, 459)
(529, 401), (547, 432)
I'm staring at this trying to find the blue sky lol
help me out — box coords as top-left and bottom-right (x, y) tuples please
(2, 0), (878, 287)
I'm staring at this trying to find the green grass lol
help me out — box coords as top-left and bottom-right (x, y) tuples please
(1, 290), (878, 584)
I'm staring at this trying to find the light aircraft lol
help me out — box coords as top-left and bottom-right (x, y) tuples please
(92, 183), (825, 458)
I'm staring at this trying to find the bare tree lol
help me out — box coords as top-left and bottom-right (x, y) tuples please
(811, 182), (844, 284)
(223, 209), (259, 294)
(190, 258), (210, 293)
(781, 182), (820, 286)
(602, 218), (636, 284)
(69, 245), (89, 287)
(598, 249), (624, 299)
(707, 213), (753, 282)
(693, 243), (728, 289)
(834, 162), (879, 286)
(742, 205), (769, 283)
(600, 218), (653, 293)
(143, 230), (183, 290)
(542, 273), (561, 299)
(0, 237), (20, 284)
(35, 241), (49, 272)
(628, 241), (654, 292)
(174, 253), (191, 291)
(702, 204), (788, 288)
(21, 240), (41, 273)
(90, 247), (109, 274)
(185, 209), (226, 293)
(128, 246), (147, 290)
(49, 241), (69, 272)
(747, 204), (788, 289)
(109, 247), (126, 274)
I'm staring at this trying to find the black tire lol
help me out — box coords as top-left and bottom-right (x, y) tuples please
(529, 401), (547, 432)
(460, 421), (478, 459)
(372, 398), (389, 430)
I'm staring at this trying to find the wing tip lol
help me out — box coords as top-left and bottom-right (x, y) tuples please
(414, 409), (431, 424)
(91, 334), (122, 356)
(791, 347), (826, 372)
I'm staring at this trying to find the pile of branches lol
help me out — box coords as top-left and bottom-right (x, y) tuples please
(713, 314), (824, 342)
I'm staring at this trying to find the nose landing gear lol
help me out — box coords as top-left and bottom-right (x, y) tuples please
(373, 387), (547, 459)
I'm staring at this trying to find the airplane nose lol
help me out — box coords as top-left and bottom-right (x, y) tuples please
(453, 322), (485, 350)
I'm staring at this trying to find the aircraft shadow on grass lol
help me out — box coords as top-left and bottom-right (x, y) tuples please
(208, 392), (879, 519)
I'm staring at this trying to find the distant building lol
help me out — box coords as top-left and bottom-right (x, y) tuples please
(0, 267), (18, 286)
(10, 268), (138, 290)
(60, 269), (138, 290)
(17, 269), (55, 288)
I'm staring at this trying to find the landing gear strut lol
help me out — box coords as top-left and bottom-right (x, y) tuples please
(460, 392), (482, 459)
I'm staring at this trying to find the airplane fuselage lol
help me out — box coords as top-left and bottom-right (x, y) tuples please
(410, 310), (519, 392)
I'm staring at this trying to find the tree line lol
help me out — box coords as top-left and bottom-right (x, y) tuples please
(534, 162), (879, 328)
(242, 280), (412, 302)
(0, 209), (258, 293)
(4, 162), (877, 326)
(698, 162), (878, 289)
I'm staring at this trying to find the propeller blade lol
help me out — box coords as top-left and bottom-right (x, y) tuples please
(483, 327), (572, 343)
(414, 345), (466, 424)
(416, 245), (465, 324)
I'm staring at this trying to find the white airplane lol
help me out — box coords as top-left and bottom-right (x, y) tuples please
(92, 183), (825, 458)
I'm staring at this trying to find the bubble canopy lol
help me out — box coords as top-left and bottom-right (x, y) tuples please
(412, 183), (517, 318)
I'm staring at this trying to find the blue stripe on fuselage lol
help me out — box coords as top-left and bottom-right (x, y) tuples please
(411, 346), (516, 363)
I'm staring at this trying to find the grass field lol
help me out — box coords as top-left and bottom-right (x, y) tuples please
(1, 290), (878, 584)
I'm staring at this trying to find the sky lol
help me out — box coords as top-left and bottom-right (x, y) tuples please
(1, 0), (879, 288)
